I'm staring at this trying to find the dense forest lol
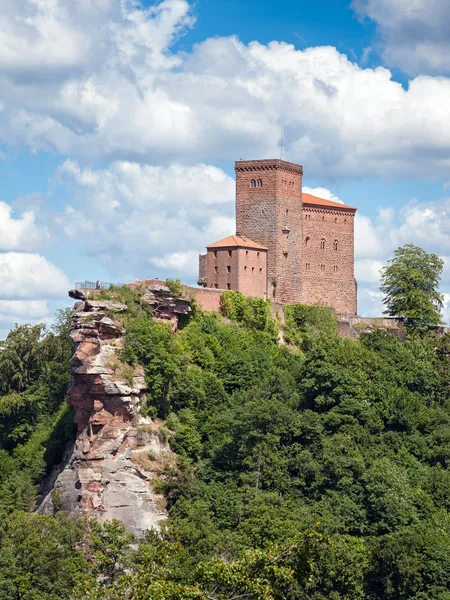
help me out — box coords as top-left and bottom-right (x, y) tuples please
(1, 249), (450, 599)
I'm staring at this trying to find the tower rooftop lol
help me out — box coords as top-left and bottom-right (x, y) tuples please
(302, 193), (356, 211)
(206, 235), (267, 250)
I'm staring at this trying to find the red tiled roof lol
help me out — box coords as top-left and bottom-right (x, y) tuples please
(206, 235), (267, 250)
(302, 193), (356, 211)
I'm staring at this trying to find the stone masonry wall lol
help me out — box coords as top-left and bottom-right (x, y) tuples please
(235, 159), (303, 305)
(206, 247), (239, 290)
(301, 206), (357, 315)
(237, 247), (267, 297)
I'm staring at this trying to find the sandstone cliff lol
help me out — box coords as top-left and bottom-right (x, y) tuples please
(39, 286), (191, 538)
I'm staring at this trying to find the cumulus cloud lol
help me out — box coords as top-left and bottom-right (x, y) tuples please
(0, 299), (52, 339)
(352, 195), (450, 317)
(0, 253), (69, 300)
(53, 160), (235, 280)
(0, 299), (49, 318)
(0, 201), (48, 251)
(2, 1), (450, 176)
(303, 187), (343, 203)
(355, 258), (384, 285)
(353, 0), (450, 74)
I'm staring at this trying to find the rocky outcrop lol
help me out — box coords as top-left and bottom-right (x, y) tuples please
(39, 297), (177, 538)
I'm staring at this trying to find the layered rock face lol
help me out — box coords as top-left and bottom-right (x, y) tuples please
(39, 287), (190, 537)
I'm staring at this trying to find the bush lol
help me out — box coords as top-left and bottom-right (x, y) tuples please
(166, 278), (183, 297)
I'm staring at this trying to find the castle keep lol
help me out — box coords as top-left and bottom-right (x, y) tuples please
(199, 158), (357, 315)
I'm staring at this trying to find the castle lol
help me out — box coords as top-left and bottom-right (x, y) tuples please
(199, 159), (357, 315)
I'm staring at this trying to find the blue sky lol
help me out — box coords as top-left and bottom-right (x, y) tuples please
(1, 0), (450, 337)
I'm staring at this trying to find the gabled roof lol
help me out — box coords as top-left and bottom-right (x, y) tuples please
(302, 193), (356, 211)
(206, 235), (267, 250)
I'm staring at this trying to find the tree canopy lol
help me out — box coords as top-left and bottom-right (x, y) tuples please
(380, 243), (444, 334)
(0, 288), (450, 598)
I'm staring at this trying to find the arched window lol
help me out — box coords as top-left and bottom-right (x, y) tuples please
(251, 179), (256, 188)
(305, 236), (310, 248)
(320, 238), (325, 249)
(257, 179), (262, 188)
(334, 239), (338, 250)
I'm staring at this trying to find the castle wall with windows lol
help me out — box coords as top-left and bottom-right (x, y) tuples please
(300, 202), (357, 314)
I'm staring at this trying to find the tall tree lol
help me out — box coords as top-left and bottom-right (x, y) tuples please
(380, 244), (444, 334)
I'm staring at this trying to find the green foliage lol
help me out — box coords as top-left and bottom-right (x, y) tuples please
(0, 310), (75, 517)
(380, 243), (444, 334)
(97, 284), (154, 323)
(220, 290), (277, 336)
(166, 278), (183, 297)
(0, 512), (88, 600)
(284, 303), (338, 346)
(2, 286), (450, 599)
(77, 527), (368, 600)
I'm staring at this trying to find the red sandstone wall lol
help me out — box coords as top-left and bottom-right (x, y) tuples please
(235, 160), (303, 305)
(301, 206), (357, 315)
(181, 285), (223, 312)
(237, 247), (267, 298)
(206, 247), (239, 290)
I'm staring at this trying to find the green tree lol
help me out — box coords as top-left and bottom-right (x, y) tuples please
(380, 244), (444, 335)
(0, 512), (88, 600)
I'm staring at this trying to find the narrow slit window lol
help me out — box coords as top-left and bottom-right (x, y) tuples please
(251, 179), (256, 188)
(334, 240), (338, 250)
(320, 238), (325, 249)
(257, 179), (262, 187)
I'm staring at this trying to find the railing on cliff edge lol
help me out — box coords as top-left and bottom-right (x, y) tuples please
(75, 281), (126, 290)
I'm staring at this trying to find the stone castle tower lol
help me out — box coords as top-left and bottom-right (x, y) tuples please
(235, 159), (303, 305)
(199, 158), (357, 315)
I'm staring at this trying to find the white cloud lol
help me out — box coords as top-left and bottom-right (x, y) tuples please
(355, 258), (384, 285)
(2, 2), (450, 177)
(393, 198), (450, 254)
(0, 299), (52, 339)
(0, 201), (48, 251)
(303, 186), (343, 203)
(353, 0), (450, 74)
(0, 253), (69, 300)
(150, 250), (200, 277)
(357, 288), (385, 317)
(54, 160), (235, 280)
(0, 0), (194, 74)
(0, 299), (49, 317)
(354, 195), (450, 315)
